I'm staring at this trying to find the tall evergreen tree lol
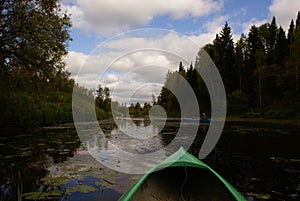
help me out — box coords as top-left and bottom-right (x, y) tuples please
(290, 11), (300, 96)
(235, 34), (247, 90)
(287, 19), (295, 50)
(179, 61), (184, 72)
(215, 22), (237, 94)
(103, 87), (111, 112)
(275, 27), (288, 66)
(274, 27), (288, 96)
(267, 17), (278, 65)
(245, 25), (262, 107)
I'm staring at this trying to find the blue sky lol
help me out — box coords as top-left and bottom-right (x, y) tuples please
(62, 0), (300, 103)
(66, 0), (275, 54)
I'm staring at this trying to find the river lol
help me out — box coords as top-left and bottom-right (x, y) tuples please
(0, 119), (299, 201)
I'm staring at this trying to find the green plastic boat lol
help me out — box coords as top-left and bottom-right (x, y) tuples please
(119, 147), (246, 201)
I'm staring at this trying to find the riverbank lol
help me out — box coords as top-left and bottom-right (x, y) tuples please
(44, 116), (300, 130)
(226, 117), (300, 127)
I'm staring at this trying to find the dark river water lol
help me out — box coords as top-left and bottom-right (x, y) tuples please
(0, 120), (299, 201)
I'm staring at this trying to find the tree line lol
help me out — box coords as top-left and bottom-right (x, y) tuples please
(157, 13), (300, 119)
(1, 0), (299, 133)
(94, 85), (154, 118)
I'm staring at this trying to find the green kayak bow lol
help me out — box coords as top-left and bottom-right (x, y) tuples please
(119, 147), (246, 201)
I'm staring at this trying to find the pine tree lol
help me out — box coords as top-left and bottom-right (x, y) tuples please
(275, 27), (288, 95)
(179, 61), (184, 72)
(215, 22), (237, 94)
(290, 11), (300, 96)
(275, 27), (288, 66)
(287, 19), (295, 51)
(267, 17), (278, 65)
(245, 25), (264, 107)
(235, 34), (247, 90)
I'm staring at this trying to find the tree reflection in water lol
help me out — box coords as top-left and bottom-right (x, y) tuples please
(0, 129), (81, 201)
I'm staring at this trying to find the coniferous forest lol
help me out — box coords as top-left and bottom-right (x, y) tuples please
(157, 15), (300, 119)
(0, 0), (299, 133)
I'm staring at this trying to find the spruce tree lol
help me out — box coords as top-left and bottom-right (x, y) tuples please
(290, 11), (300, 96)
(216, 22), (237, 94)
(287, 19), (295, 50)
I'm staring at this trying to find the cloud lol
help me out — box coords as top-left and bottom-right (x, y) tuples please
(62, 0), (223, 35)
(269, 0), (300, 30)
(65, 31), (203, 103)
(241, 18), (268, 35)
(237, 0), (300, 36)
(65, 51), (88, 75)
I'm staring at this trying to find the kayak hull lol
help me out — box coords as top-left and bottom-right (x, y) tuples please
(119, 147), (246, 201)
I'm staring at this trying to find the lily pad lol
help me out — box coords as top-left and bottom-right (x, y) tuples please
(63, 149), (70, 152)
(4, 155), (15, 159)
(41, 176), (69, 186)
(23, 191), (62, 200)
(84, 168), (117, 180)
(46, 148), (55, 152)
(64, 164), (86, 172)
(17, 147), (32, 151)
(66, 185), (97, 194)
(247, 192), (271, 199)
(95, 179), (114, 187)
(18, 150), (32, 157)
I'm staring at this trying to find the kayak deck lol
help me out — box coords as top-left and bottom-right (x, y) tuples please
(131, 166), (236, 201)
(119, 147), (246, 201)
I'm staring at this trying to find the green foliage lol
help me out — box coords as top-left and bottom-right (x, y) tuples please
(157, 13), (300, 119)
(212, 22), (237, 94)
(212, 14), (299, 117)
(227, 90), (249, 115)
(0, 0), (73, 131)
(95, 85), (113, 119)
(157, 60), (211, 117)
(157, 69), (182, 117)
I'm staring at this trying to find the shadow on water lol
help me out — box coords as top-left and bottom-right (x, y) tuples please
(158, 121), (300, 200)
(201, 122), (300, 201)
(0, 129), (82, 201)
(0, 120), (299, 201)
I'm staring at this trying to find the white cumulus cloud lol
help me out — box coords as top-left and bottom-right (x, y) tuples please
(62, 0), (223, 35)
(65, 31), (203, 102)
(269, 0), (300, 30)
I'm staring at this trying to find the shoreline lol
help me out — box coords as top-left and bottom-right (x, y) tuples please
(41, 117), (300, 130)
(225, 117), (300, 127)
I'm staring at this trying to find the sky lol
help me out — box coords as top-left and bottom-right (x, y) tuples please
(62, 0), (300, 104)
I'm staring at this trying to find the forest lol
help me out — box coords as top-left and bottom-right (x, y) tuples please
(0, 0), (299, 133)
(0, 0), (74, 130)
(157, 15), (300, 119)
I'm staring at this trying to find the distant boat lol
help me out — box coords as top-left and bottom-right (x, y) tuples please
(182, 117), (211, 124)
(119, 147), (246, 201)
(200, 118), (211, 124)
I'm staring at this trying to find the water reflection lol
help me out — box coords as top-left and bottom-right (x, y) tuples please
(0, 129), (81, 201)
(81, 119), (169, 174)
(0, 121), (299, 201)
(80, 119), (207, 174)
